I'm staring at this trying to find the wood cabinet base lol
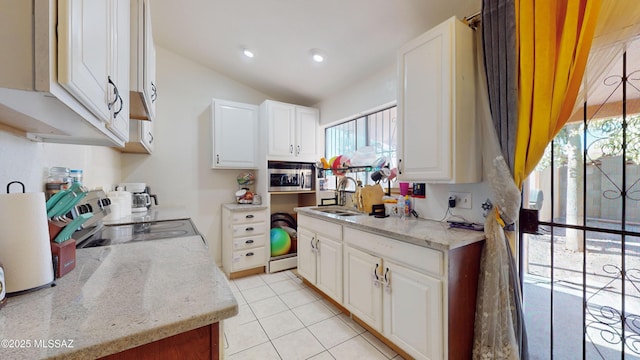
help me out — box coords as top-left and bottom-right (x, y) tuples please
(229, 266), (265, 280)
(100, 323), (220, 360)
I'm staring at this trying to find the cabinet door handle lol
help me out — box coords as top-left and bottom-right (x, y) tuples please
(246, 214), (254, 219)
(148, 133), (154, 143)
(372, 263), (380, 286)
(245, 239), (254, 244)
(290, 144), (294, 154)
(246, 252), (254, 257)
(245, 227), (254, 231)
(216, 154), (220, 164)
(383, 267), (391, 292)
(151, 82), (157, 102)
(398, 159), (403, 175)
(297, 145), (301, 155)
(107, 76), (124, 118)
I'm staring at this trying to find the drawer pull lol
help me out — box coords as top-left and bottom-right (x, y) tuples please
(246, 252), (254, 257)
(245, 239), (254, 244)
(245, 227), (254, 231)
(246, 214), (254, 219)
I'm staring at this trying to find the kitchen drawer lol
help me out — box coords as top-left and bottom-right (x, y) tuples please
(232, 247), (265, 270)
(232, 222), (267, 237)
(233, 234), (267, 250)
(231, 210), (267, 224)
(344, 227), (443, 277)
(298, 214), (342, 240)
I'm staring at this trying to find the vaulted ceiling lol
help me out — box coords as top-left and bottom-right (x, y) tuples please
(151, 0), (481, 106)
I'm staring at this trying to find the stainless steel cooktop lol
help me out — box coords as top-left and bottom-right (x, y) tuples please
(76, 219), (201, 248)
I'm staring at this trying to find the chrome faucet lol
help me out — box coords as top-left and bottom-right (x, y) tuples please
(336, 176), (360, 207)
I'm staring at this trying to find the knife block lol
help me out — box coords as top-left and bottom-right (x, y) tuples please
(48, 220), (76, 278)
(50, 239), (76, 278)
(47, 220), (67, 241)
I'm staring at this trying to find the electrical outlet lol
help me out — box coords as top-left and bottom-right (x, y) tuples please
(448, 192), (472, 209)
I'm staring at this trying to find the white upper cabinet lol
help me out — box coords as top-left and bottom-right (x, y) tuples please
(122, 118), (153, 154)
(266, 101), (296, 158)
(130, 0), (157, 122)
(107, 0), (131, 141)
(0, 0), (130, 146)
(261, 100), (318, 162)
(211, 99), (259, 169)
(58, 0), (130, 142)
(296, 106), (320, 160)
(397, 16), (480, 183)
(57, 0), (111, 123)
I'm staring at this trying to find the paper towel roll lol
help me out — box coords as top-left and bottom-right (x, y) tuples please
(0, 191), (54, 293)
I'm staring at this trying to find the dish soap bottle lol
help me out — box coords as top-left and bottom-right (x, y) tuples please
(404, 195), (411, 218)
(396, 196), (405, 218)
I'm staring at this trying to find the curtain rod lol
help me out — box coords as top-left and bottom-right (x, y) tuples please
(465, 11), (481, 30)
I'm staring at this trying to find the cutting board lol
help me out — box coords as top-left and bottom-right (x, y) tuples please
(360, 184), (384, 214)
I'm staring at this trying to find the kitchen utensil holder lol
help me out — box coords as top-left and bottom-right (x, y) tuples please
(47, 220), (76, 278)
(50, 239), (76, 278)
(48, 220), (67, 241)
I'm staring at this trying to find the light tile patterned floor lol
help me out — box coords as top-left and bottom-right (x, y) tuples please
(223, 270), (407, 360)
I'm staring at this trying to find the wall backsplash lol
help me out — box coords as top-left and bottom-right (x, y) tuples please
(0, 127), (122, 193)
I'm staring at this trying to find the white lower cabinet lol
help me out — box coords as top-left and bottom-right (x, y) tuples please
(222, 205), (268, 279)
(343, 245), (383, 331)
(297, 215), (343, 302)
(382, 260), (442, 360)
(343, 227), (444, 360)
(296, 213), (483, 359)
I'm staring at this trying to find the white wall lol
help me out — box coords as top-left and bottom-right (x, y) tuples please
(316, 62), (397, 127)
(0, 125), (121, 194)
(316, 63), (490, 224)
(121, 46), (271, 262)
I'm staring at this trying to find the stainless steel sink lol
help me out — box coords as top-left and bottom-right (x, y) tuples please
(311, 206), (365, 217)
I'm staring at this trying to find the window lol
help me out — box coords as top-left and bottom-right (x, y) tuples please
(323, 106), (397, 189)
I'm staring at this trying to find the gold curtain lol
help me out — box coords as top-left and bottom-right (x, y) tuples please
(513, 0), (602, 188)
(473, 2), (603, 358)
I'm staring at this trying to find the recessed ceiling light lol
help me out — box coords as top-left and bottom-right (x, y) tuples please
(242, 48), (255, 58)
(310, 49), (325, 63)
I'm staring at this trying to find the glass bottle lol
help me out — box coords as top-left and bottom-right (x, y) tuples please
(45, 166), (72, 200)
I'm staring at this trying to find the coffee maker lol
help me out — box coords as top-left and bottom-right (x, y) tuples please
(119, 183), (158, 212)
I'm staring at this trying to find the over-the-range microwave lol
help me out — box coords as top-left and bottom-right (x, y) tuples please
(268, 161), (315, 192)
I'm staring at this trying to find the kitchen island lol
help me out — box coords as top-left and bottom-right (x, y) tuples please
(0, 235), (238, 359)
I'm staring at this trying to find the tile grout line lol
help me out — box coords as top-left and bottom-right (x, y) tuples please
(226, 271), (403, 360)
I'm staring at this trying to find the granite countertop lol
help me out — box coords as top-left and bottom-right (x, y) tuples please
(295, 206), (485, 251)
(0, 236), (238, 359)
(222, 203), (268, 211)
(103, 206), (190, 226)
